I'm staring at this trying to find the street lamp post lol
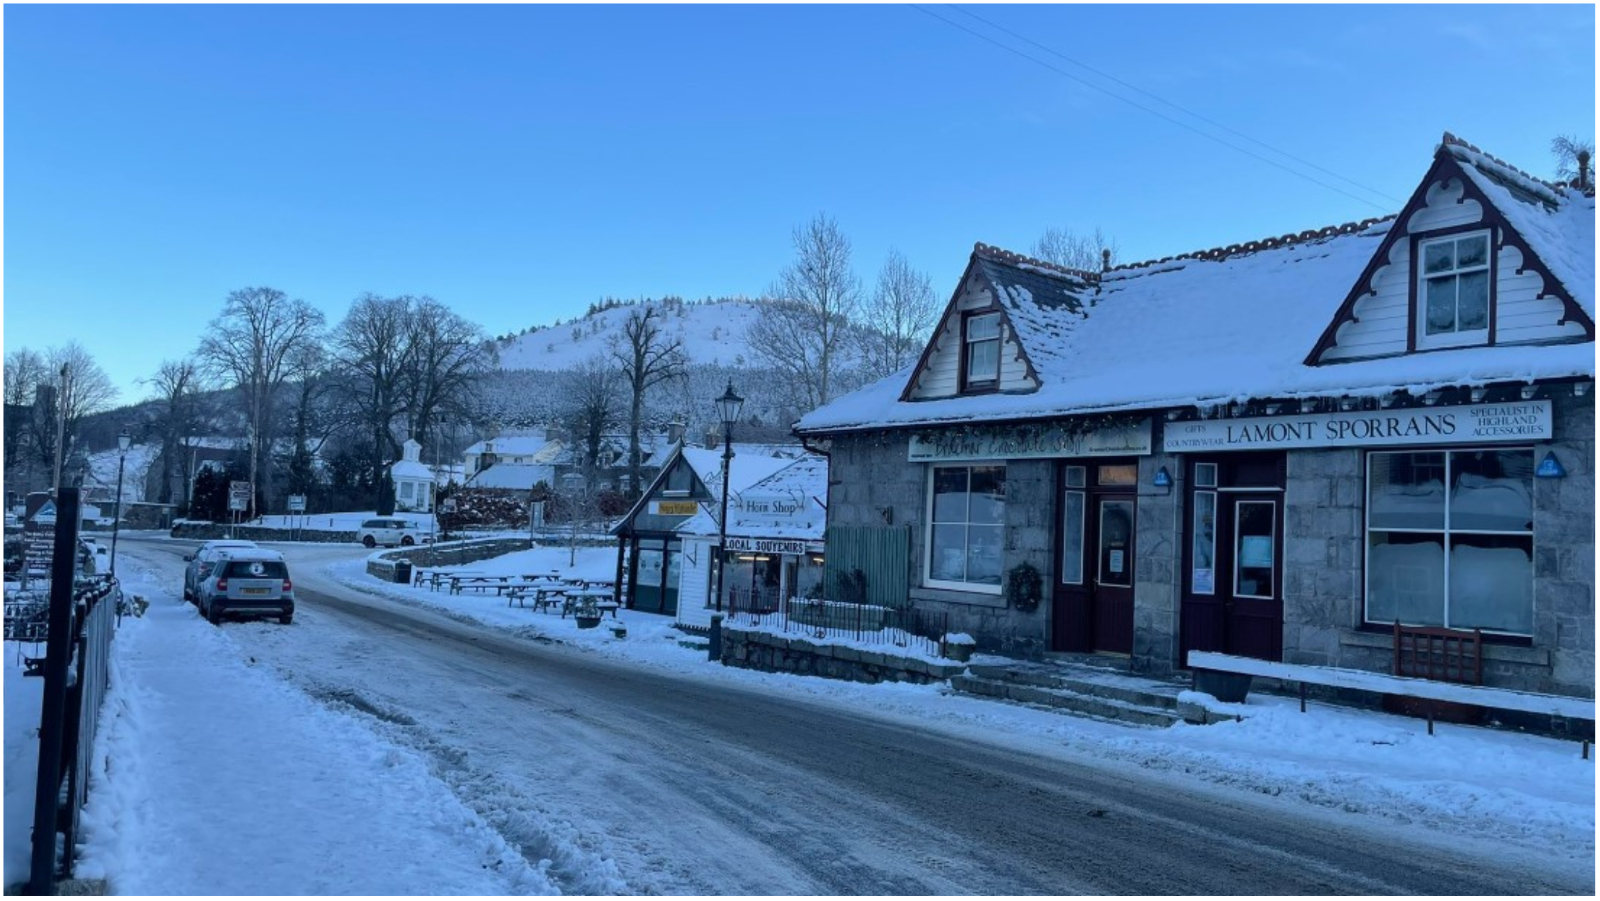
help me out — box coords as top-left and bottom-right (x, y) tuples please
(708, 381), (744, 662)
(111, 431), (130, 575)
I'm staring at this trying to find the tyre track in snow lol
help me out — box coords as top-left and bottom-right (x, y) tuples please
(120, 538), (1595, 895)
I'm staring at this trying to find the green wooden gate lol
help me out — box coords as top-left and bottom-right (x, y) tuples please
(823, 524), (911, 609)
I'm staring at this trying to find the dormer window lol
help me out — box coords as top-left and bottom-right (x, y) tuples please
(1417, 230), (1491, 349)
(962, 312), (1001, 392)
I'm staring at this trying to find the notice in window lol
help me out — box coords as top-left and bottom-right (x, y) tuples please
(1109, 549), (1125, 574)
(1192, 568), (1214, 594)
(1240, 536), (1274, 569)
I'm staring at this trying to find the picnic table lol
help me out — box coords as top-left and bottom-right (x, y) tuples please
(449, 574), (522, 595)
(506, 578), (569, 610)
(561, 585), (620, 619)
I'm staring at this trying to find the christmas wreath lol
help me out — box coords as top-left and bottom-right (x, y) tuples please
(1006, 561), (1043, 613)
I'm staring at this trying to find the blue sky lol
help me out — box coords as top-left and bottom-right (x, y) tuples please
(4, 3), (1594, 396)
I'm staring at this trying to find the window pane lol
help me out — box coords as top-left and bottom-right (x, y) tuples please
(969, 466), (1006, 523)
(930, 524), (967, 581)
(1098, 464), (1138, 486)
(1456, 234), (1488, 268)
(1194, 462), (1218, 488)
(1367, 532), (1445, 626)
(1234, 501), (1275, 598)
(967, 313), (1000, 340)
(1423, 241), (1455, 274)
(966, 525), (1003, 585)
(967, 340), (999, 382)
(1369, 452), (1446, 530)
(1457, 271), (1489, 330)
(1098, 500), (1134, 587)
(1063, 466), (1086, 489)
(1450, 450), (1533, 532)
(1061, 491), (1084, 584)
(1191, 491), (1216, 594)
(1448, 535), (1532, 633)
(932, 468), (968, 522)
(1425, 276), (1456, 333)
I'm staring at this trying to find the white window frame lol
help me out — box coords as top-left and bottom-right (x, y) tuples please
(1060, 466), (1086, 586)
(923, 462), (1005, 595)
(1416, 229), (1492, 350)
(963, 312), (1002, 389)
(1231, 498), (1277, 600)
(1363, 447), (1534, 636)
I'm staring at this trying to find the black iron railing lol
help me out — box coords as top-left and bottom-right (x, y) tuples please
(726, 593), (949, 658)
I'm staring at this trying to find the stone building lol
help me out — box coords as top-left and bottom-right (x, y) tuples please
(795, 135), (1594, 698)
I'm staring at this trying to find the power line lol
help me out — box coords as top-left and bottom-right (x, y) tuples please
(908, 4), (1398, 211)
(946, 4), (1403, 205)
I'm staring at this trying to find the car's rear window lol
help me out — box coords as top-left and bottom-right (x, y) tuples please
(222, 560), (288, 579)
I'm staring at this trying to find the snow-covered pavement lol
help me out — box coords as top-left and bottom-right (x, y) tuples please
(4, 538), (1593, 893)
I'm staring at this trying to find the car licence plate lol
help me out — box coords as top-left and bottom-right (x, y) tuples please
(241, 587), (270, 596)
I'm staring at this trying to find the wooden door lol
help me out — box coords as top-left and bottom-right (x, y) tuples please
(1091, 496), (1136, 654)
(1219, 496), (1283, 661)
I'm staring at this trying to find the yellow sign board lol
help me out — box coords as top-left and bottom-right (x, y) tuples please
(656, 500), (700, 516)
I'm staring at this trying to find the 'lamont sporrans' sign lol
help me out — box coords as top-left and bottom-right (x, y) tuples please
(908, 420), (1153, 462)
(1162, 400), (1553, 453)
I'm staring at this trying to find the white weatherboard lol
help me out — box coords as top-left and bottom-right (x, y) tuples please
(1163, 400), (1552, 453)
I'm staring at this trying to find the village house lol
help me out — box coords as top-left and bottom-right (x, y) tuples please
(794, 135), (1594, 699)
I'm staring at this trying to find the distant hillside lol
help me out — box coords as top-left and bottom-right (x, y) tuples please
(493, 297), (768, 372)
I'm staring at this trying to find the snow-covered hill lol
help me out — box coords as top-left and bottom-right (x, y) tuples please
(493, 298), (768, 372)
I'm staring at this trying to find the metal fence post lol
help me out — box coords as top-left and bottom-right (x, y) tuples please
(29, 488), (80, 895)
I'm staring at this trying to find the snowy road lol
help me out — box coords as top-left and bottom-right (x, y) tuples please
(115, 536), (1593, 895)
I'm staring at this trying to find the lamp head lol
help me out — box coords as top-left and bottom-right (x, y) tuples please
(118, 430), (132, 453)
(714, 381), (744, 427)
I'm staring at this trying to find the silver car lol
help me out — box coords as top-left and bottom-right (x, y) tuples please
(197, 549), (295, 625)
(183, 539), (259, 603)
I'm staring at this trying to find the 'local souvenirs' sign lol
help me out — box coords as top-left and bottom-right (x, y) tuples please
(909, 420), (1153, 463)
(725, 536), (811, 555)
(1162, 400), (1552, 453)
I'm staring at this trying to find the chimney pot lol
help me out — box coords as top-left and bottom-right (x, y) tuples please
(1101, 248), (1111, 271)
(1577, 150), (1591, 190)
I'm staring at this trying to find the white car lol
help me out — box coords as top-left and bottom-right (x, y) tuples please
(357, 518), (428, 548)
(196, 548), (295, 625)
(183, 539), (259, 602)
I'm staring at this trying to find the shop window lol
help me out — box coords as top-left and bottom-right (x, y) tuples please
(1416, 231), (1491, 349)
(962, 312), (1001, 392)
(927, 464), (1006, 591)
(1365, 448), (1533, 635)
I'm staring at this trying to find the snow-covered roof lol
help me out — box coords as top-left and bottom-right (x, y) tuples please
(796, 139), (1595, 436)
(464, 436), (554, 457)
(1444, 138), (1595, 318)
(389, 460), (434, 481)
(679, 446), (794, 500)
(676, 454), (828, 541)
(464, 463), (554, 490)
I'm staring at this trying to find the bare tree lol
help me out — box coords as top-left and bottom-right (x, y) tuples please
(331, 293), (417, 509)
(402, 296), (496, 455)
(4, 348), (48, 484)
(748, 213), (862, 409)
(609, 304), (685, 498)
(197, 287), (325, 518)
(1551, 135), (1594, 185)
(1030, 226), (1119, 272)
(144, 359), (210, 506)
(559, 355), (623, 495)
(860, 249), (939, 379)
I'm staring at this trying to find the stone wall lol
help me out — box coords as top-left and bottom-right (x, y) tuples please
(1288, 389), (1595, 698)
(1132, 451), (1183, 676)
(828, 433), (1052, 660)
(170, 521), (357, 543)
(363, 538), (534, 581)
(721, 626), (966, 685)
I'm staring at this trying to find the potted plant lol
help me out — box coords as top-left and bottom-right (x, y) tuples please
(943, 632), (977, 663)
(574, 599), (603, 629)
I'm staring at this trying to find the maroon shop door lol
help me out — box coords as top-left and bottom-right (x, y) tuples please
(1052, 463), (1136, 655)
(1180, 456), (1284, 664)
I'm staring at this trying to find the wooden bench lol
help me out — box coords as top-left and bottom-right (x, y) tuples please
(1188, 650), (1595, 755)
(1393, 622), (1481, 684)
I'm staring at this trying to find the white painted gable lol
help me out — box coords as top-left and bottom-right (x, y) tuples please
(906, 271), (1037, 400)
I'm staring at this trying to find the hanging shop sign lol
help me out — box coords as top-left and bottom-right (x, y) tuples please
(654, 500), (700, 516)
(724, 536), (810, 555)
(908, 419), (1152, 463)
(736, 494), (809, 518)
(1163, 400), (1552, 453)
